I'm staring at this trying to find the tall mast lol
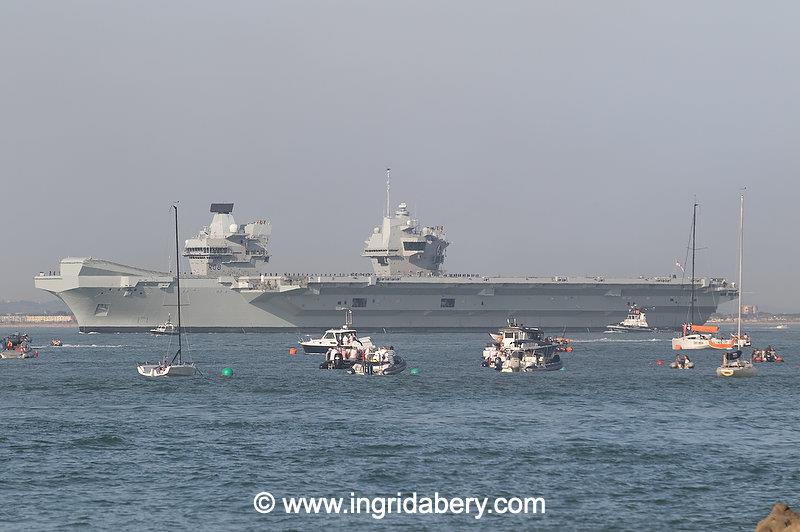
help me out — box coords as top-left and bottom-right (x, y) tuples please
(385, 167), (391, 218)
(174, 204), (182, 364)
(738, 192), (744, 340)
(690, 202), (697, 325)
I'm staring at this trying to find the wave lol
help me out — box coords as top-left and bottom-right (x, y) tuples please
(572, 337), (664, 344)
(35, 344), (129, 349)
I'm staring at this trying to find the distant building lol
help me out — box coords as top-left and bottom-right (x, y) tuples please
(0, 315), (74, 324)
(741, 305), (758, 316)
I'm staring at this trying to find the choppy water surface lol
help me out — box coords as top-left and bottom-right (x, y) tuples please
(1, 326), (798, 530)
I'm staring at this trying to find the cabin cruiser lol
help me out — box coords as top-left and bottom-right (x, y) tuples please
(300, 309), (373, 354)
(150, 314), (178, 335)
(752, 346), (783, 363)
(482, 319), (565, 372)
(669, 353), (694, 369)
(1, 333), (38, 359)
(606, 307), (655, 332)
(348, 347), (407, 375)
(50, 339), (63, 347)
(715, 349), (755, 377)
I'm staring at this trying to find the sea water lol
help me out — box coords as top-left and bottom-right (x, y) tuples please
(1, 326), (798, 530)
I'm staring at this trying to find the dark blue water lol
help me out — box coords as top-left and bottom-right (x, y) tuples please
(2, 326), (798, 530)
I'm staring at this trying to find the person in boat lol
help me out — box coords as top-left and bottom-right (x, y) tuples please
(725, 350), (742, 364)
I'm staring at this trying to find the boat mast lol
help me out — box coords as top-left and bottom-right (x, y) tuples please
(737, 192), (744, 342)
(174, 204), (182, 365)
(690, 202), (697, 325)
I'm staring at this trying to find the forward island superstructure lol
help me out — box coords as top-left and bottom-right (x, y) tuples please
(35, 201), (737, 332)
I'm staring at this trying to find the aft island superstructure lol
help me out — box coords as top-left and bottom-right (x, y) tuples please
(35, 201), (737, 332)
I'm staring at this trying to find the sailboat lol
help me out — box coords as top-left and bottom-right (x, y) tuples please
(716, 192), (755, 378)
(137, 205), (197, 378)
(672, 203), (716, 351)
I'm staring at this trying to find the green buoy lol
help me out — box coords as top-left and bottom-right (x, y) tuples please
(409, 367), (419, 375)
(220, 367), (233, 378)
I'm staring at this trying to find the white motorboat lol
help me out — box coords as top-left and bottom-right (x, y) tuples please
(717, 193), (755, 379)
(483, 319), (564, 371)
(348, 347), (407, 375)
(606, 307), (655, 332)
(137, 205), (197, 378)
(150, 314), (178, 335)
(299, 309), (373, 354)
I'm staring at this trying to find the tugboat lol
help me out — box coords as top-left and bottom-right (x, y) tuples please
(150, 314), (178, 336)
(482, 319), (565, 372)
(752, 346), (783, 363)
(348, 346), (407, 376)
(299, 309), (373, 354)
(606, 306), (655, 332)
(1, 333), (39, 359)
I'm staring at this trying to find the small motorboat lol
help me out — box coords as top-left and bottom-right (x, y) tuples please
(299, 309), (373, 354)
(752, 346), (783, 363)
(716, 350), (756, 378)
(348, 347), (406, 376)
(523, 352), (563, 372)
(50, 339), (63, 347)
(669, 353), (695, 369)
(150, 314), (178, 335)
(1, 333), (39, 359)
(319, 347), (359, 370)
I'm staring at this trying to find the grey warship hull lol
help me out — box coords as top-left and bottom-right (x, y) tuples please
(35, 258), (736, 332)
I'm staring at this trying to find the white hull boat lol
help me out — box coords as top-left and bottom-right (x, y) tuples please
(137, 362), (197, 377)
(716, 362), (755, 378)
(348, 349), (406, 376)
(671, 334), (711, 350)
(716, 194), (755, 379)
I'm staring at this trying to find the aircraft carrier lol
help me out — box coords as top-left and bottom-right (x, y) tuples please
(34, 201), (737, 332)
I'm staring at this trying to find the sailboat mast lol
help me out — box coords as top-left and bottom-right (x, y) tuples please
(738, 193), (744, 340)
(174, 204), (182, 364)
(690, 202), (697, 325)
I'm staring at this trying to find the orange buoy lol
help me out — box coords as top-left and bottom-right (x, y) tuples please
(288, 347), (298, 356)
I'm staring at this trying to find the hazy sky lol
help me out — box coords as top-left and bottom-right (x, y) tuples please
(1, 1), (798, 311)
